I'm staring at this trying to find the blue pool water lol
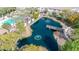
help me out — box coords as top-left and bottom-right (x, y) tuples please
(17, 17), (62, 51)
(4, 18), (15, 25)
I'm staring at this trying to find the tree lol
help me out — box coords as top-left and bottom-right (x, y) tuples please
(16, 21), (26, 40)
(67, 12), (79, 24)
(16, 21), (25, 33)
(0, 7), (16, 16)
(32, 9), (39, 20)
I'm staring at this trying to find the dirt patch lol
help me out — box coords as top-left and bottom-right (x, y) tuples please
(22, 25), (32, 37)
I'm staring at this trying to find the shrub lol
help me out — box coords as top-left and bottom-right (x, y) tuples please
(16, 21), (26, 34)
(62, 28), (79, 51)
(0, 32), (20, 51)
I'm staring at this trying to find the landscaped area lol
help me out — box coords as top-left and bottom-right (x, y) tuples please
(0, 7), (79, 51)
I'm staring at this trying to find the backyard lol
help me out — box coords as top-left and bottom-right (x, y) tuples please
(0, 7), (79, 51)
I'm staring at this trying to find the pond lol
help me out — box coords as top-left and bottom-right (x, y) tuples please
(17, 17), (62, 51)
